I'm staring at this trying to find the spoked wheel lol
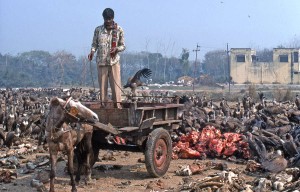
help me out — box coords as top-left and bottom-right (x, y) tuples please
(145, 128), (172, 177)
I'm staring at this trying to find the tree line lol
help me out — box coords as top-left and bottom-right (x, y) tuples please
(0, 45), (297, 88)
(0, 50), (197, 88)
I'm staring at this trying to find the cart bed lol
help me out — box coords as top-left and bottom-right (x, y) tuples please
(83, 102), (183, 129)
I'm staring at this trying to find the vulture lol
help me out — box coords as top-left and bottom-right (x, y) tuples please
(281, 133), (299, 158)
(290, 153), (300, 167)
(0, 128), (5, 145)
(123, 68), (152, 96)
(233, 102), (243, 119)
(242, 132), (267, 163)
(242, 96), (252, 111)
(200, 95), (208, 107)
(261, 150), (288, 173)
(288, 109), (300, 124)
(4, 127), (21, 148)
(258, 92), (264, 103)
(295, 94), (300, 110)
(253, 133), (280, 149)
(220, 97), (230, 118)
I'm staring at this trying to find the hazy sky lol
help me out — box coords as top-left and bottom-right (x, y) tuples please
(1, 0), (299, 60)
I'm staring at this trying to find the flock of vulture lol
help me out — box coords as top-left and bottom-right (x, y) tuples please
(1, 87), (300, 191)
(0, 87), (99, 147)
(176, 93), (300, 166)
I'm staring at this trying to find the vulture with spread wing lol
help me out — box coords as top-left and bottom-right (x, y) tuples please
(123, 68), (152, 95)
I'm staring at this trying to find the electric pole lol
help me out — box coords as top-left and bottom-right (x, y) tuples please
(193, 44), (200, 92)
(226, 43), (231, 93)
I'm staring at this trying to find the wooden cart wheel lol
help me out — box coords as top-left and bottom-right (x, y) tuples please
(145, 128), (172, 177)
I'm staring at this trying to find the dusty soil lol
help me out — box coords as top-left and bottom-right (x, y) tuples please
(0, 147), (256, 192)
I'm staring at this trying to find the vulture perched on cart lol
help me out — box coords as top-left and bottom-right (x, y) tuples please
(123, 68), (152, 96)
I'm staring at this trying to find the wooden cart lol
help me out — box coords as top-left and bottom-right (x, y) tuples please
(83, 101), (183, 177)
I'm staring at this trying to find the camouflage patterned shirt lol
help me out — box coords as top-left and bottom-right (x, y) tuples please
(91, 24), (125, 66)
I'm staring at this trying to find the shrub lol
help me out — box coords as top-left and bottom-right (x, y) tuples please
(240, 89), (246, 94)
(248, 84), (257, 100)
(283, 88), (293, 101)
(272, 88), (284, 101)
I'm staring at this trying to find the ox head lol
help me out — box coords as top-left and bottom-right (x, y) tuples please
(49, 97), (99, 123)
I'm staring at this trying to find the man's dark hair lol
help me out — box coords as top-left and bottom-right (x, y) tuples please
(102, 8), (114, 19)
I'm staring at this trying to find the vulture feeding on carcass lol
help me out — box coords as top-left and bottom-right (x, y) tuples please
(123, 68), (152, 96)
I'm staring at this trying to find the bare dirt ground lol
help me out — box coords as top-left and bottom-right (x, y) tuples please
(1, 147), (256, 192)
(1, 85), (269, 192)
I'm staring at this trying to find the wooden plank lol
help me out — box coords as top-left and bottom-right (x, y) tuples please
(129, 102), (137, 126)
(94, 108), (130, 127)
(117, 117), (155, 132)
(91, 122), (119, 135)
(88, 103), (102, 109)
(118, 127), (139, 132)
(136, 104), (184, 111)
(164, 108), (168, 121)
(139, 117), (156, 129)
(152, 119), (182, 126)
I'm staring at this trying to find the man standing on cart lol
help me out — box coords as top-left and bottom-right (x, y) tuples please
(88, 8), (125, 108)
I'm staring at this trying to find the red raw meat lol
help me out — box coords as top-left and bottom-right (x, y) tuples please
(223, 133), (241, 143)
(172, 125), (251, 160)
(179, 147), (201, 159)
(199, 125), (222, 144)
(208, 138), (224, 156)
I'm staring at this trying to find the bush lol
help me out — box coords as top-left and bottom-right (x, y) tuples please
(248, 84), (257, 100)
(225, 92), (240, 102)
(272, 88), (284, 101)
(240, 89), (246, 94)
(283, 88), (293, 101)
(210, 92), (223, 100)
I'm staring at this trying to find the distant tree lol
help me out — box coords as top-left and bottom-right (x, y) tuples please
(52, 51), (76, 86)
(277, 44), (285, 48)
(180, 48), (189, 76)
(144, 38), (151, 68)
(18, 50), (52, 86)
(167, 56), (181, 81)
(19, 50), (51, 67)
(287, 37), (300, 48)
(202, 50), (227, 82)
(256, 48), (273, 62)
(121, 52), (148, 84)
(149, 53), (163, 80)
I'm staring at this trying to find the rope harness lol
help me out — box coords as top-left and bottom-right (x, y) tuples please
(47, 97), (84, 145)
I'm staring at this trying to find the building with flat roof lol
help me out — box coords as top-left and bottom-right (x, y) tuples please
(230, 48), (300, 84)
